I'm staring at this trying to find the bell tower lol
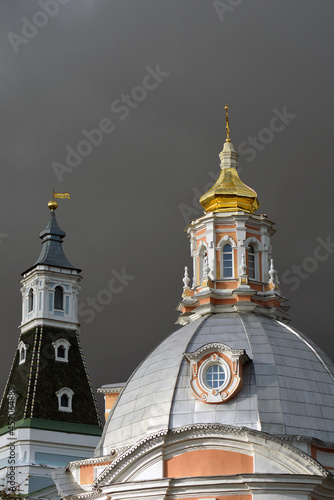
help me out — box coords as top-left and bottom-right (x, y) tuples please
(20, 199), (81, 333)
(0, 200), (102, 497)
(178, 106), (287, 323)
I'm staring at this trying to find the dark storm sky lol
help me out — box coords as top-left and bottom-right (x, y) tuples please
(1, 0), (334, 412)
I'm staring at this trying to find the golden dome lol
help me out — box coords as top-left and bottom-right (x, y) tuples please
(200, 140), (260, 214)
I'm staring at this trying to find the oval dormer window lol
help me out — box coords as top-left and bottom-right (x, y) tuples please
(204, 363), (226, 390)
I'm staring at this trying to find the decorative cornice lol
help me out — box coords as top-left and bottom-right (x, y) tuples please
(67, 452), (116, 469)
(92, 424), (332, 488)
(97, 387), (124, 395)
(94, 430), (168, 486)
(173, 424), (333, 478)
(278, 434), (334, 450)
(185, 342), (250, 363)
(62, 424), (334, 500)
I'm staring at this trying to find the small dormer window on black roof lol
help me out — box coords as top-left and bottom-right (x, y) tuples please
(52, 338), (70, 362)
(56, 387), (74, 412)
(54, 286), (63, 310)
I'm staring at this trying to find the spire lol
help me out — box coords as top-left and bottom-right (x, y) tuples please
(23, 202), (80, 275)
(200, 105), (260, 214)
(225, 104), (231, 142)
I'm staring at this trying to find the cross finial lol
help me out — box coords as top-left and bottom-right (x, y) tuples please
(225, 104), (231, 142)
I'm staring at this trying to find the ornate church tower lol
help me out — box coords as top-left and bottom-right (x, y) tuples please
(178, 105), (287, 323)
(51, 109), (334, 500)
(0, 200), (102, 497)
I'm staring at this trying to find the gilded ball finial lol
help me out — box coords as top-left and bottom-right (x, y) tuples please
(225, 104), (231, 142)
(48, 200), (58, 211)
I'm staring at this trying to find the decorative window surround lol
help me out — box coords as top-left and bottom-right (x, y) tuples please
(217, 234), (237, 249)
(185, 343), (250, 404)
(52, 338), (71, 362)
(217, 235), (237, 280)
(56, 387), (74, 412)
(18, 341), (28, 365)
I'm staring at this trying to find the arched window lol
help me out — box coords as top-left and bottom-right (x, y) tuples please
(18, 341), (28, 365)
(54, 286), (63, 310)
(60, 393), (69, 407)
(248, 245), (255, 280)
(52, 338), (70, 362)
(56, 387), (74, 412)
(57, 345), (65, 359)
(222, 244), (233, 278)
(28, 289), (34, 313)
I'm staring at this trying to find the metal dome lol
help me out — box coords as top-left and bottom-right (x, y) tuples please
(96, 312), (334, 456)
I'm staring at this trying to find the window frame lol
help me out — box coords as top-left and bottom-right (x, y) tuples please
(28, 288), (34, 313)
(222, 243), (233, 278)
(18, 341), (28, 365)
(56, 387), (74, 412)
(54, 286), (64, 311)
(52, 338), (71, 363)
(199, 356), (230, 394)
(248, 244), (256, 280)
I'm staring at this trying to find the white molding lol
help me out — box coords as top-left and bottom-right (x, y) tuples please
(216, 234), (237, 248)
(52, 338), (71, 362)
(56, 387), (74, 412)
(17, 340), (28, 365)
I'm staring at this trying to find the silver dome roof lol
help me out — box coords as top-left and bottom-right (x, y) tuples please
(96, 313), (334, 456)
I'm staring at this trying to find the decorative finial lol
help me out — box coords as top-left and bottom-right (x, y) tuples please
(269, 258), (280, 287)
(239, 253), (248, 285)
(48, 189), (71, 211)
(269, 259), (275, 282)
(183, 266), (190, 290)
(240, 253), (247, 275)
(48, 200), (58, 211)
(225, 104), (231, 143)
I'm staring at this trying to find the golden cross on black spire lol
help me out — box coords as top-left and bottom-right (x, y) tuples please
(225, 104), (231, 142)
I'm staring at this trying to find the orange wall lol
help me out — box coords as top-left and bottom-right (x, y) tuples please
(164, 449), (253, 478)
(105, 393), (119, 410)
(80, 462), (111, 485)
(104, 392), (120, 422)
